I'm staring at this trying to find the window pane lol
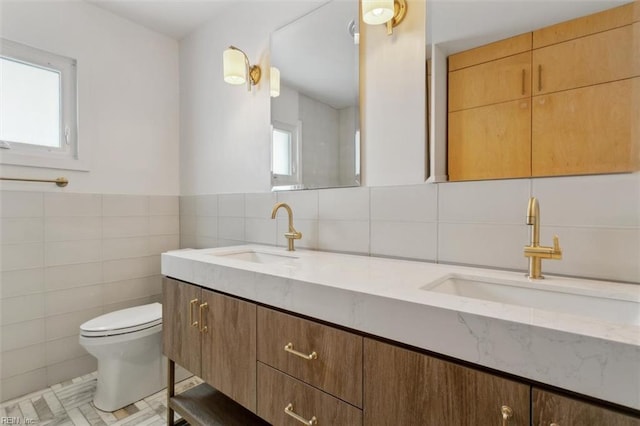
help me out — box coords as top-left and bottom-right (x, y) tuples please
(0, 57), (61, 148)
(273, 128), (292, 175)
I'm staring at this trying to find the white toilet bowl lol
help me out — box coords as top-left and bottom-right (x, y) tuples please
(79, 303), (166, 412)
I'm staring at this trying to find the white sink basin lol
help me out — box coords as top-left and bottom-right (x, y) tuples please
(422, 274), (640, 326)
(208, 249), (299, 264)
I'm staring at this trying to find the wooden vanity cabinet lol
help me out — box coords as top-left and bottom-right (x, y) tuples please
(162, 277), (257, 413)
(533, 388), (640, 426)
(363, 338), (530, 426)
(163, 277), (640, 425)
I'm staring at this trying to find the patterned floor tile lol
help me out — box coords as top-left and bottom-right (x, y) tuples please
(78, 403), (107, 426)
(67, 407), (91, 426)
(1, 371), (197, 426)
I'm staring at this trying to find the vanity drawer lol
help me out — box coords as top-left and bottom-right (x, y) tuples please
(257, 362), (362, 426)
(256, 307), (363, 408)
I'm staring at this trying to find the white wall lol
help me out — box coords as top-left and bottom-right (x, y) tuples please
(361, 0), (427, 186)
(179, 2), (324, 195)
(180, 0), (427, 194)
(299, 93), (340, 188)
(0, 0), (181, 401)
(0, 0), (180, 195)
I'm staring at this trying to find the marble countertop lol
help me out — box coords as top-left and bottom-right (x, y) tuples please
(161, 244), (640, 410)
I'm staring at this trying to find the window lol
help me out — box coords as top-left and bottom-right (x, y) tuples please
(271, 120), (300, 187)
(0, 38), (84, 170)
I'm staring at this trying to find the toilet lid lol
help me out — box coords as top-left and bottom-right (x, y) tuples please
(80, 303), (162, 337)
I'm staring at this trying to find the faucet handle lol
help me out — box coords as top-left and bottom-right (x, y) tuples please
(552, 235), (562, 260)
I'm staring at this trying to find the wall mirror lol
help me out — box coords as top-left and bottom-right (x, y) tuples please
(270, 0), (360, 191)
(426, 0), (630, 182)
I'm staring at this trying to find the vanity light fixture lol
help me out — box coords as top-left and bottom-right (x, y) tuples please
(270, 67), (280, 98)
(223, 46), (261, 91)
(362, 0), (407, 36)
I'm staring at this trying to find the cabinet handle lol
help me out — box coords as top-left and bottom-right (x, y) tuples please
(284, 403), (317, 425)
(521, 69), (526, 95)
(284, 342), (317, 360)
(501, 405), (513, 426)
(189, 299), (199, 327)
(538, 64), (542, 92)
(199, 302), (208, 333)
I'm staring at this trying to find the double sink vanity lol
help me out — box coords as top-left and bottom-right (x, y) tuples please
(161, 218), (640, 425)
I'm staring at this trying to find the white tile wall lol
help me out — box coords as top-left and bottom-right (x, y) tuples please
(1, 218), (43, 244)
(438, 223), (529, 270)
(185, 173), (639, 282)
(438, 179), (529, 224)
(532, 174), (640, 227)
(370, 185), (438, 261)
(0, 268), (44, 299)
(0, 191), (180, 402)
(371, 221), (437, 260)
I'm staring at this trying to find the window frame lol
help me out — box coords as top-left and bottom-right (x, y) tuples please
(0, 38), (86, 171)
(271, 120), (301, 188)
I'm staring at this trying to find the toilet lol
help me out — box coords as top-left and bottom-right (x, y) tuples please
(79, 303), (166, 412)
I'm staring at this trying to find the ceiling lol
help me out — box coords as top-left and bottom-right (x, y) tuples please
(86, 0), (233, 40)
(271, 1), (359, 110)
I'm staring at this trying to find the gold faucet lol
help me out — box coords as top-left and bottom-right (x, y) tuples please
(524, 197), (562, 279)
(271, 202), (302, 251)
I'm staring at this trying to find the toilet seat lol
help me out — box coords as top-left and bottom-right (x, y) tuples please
(80, 303), (162, 337)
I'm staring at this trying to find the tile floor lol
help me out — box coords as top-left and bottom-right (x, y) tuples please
(0, 372), (202, 425)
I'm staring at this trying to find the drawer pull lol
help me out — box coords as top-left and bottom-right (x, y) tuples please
(199, 302), (208, 333)
(284, 342), (317, 360)
(284, 403), (317, 425)
(189, 299), (199, 327)
(501, 405), (513, 426)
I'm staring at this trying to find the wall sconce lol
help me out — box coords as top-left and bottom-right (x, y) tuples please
(362, 0), (407, 36)
(270, 67), (280, 98)
(223, 46), (261, 91)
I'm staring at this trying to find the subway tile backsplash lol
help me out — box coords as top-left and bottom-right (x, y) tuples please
(1, 173), (638, 402)
(0, 191), (179, 402)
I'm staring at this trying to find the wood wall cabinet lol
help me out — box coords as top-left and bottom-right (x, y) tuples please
(447, 1), (639, 181)
(364, 338), (530, 426)
(448, 34), (532, 181)
(162, 277), (257, 413)
(530, 7), (639, 177)
(533, 388), (640, 426)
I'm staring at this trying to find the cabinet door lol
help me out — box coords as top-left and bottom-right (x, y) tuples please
(532, 77), (639, 176)
(533, 388), (640, 426)
(533, 23), (639, 96)
(364, 338), (530, 426)
(449, 52), (531, 112)
(162, 277), (201, 376)
(448, 99), (531, 181)
(200, 290), (257, 413)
